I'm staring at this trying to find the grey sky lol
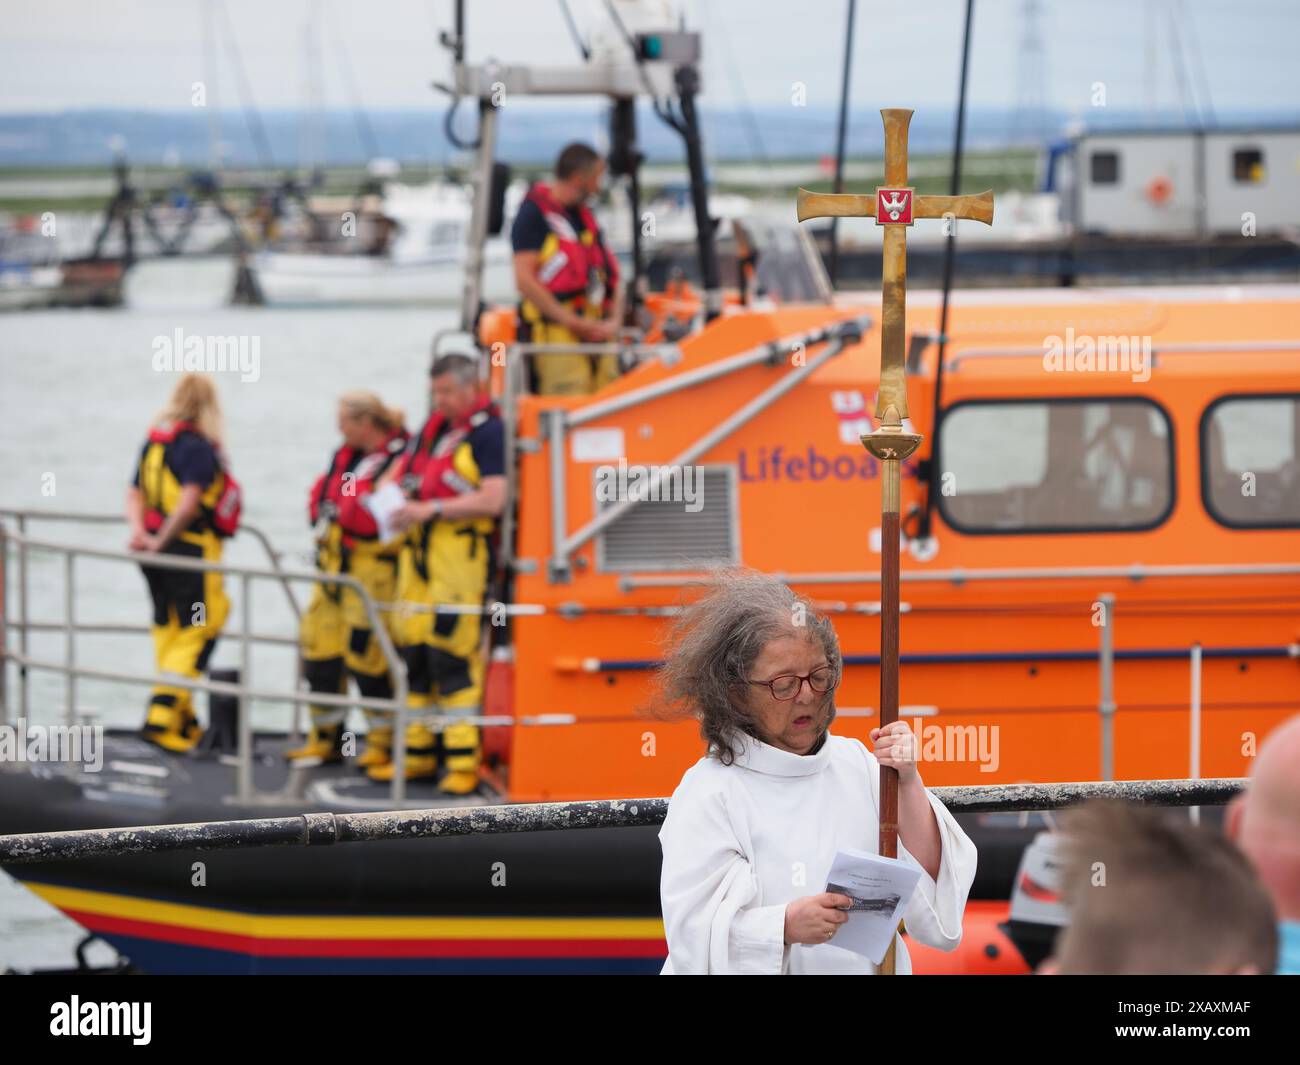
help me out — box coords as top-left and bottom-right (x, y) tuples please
(1, 0), (1297, 116)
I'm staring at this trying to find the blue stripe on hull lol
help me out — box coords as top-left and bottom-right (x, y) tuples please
(101, 934), (664, 975)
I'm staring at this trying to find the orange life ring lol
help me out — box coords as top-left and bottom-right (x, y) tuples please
(1146, 175), (1173, 205)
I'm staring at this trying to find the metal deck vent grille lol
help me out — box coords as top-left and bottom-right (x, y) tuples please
(595, 465), (739, 572)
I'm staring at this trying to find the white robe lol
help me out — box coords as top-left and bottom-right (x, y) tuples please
(658, 731), (977, 974)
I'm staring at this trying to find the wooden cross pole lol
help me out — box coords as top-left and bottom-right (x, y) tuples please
(796, 108), (994, 974)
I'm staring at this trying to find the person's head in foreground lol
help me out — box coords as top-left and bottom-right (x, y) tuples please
(1226, 714), (1300, 975)
(656, 567), (841, 760)
(1042, 799), (1278, 975)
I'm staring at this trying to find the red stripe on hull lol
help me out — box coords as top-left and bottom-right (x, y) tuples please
(66, 910), (668, 959)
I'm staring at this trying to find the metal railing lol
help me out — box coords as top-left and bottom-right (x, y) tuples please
(0, 520), (417, 806)
(0, 508), (302, 723)
(618, 564), (1300, 785)
(4, 513), (1294, 799)
(499, 336), (686, 580)
(507, 316), (870, 583)
(0, 777), (1246, 866)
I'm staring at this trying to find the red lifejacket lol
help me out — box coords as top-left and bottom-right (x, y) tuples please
(336, 429), (410, 541)
(523, 181), (619, 313)
(308, 445), (360, 527)
(399, 396), (499, 503)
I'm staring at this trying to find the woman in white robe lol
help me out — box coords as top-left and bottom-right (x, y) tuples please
(654, 570), (977, 974)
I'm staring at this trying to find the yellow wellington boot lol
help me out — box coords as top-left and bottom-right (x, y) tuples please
(366, 722), (438, 781)
(437, 721), (482, 796)
(356, 725), (393, 770)
(142, 701), (200, 754)
(286, 723), (344, 765)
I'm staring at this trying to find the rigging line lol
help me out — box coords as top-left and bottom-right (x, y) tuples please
(699, 0), (772, 178)
(326, 0), (381, 160)
(201, 0), (223, 171)
(1177, 0), (1217, 128)
(1163, 0), (1202, 130)
(827, 0), (857, 287)
(921, 0), (976, 540)
(214, 0), (275, 169)
(557, 0), (590, 61)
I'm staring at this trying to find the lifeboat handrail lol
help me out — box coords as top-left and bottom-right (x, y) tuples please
(618, 562), (1300, 589)
(0, 778), (1247, 866)
(522, 316), (870, 583)
(948, 338), (1300, 372)
(0, 524), (417, 807)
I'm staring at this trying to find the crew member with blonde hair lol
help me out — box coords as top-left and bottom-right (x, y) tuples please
(126, 373), (236, 753)
(290, 391), (408, 766)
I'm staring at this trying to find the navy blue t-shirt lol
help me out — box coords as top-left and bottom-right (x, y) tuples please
(510, 197), (591, 254)
(132, 431), (218, 489)
(461, 415), (505, 479)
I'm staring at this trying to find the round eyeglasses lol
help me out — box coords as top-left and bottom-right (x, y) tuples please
(746, 665), (837, 701)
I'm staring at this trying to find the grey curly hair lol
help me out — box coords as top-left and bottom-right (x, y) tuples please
(649, 567), (841, 764)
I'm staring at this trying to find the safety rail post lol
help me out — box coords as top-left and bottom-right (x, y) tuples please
(360, 573), (408, 806)
(18, 513), (30, 717)
(64, 553), (76, 728)
(1189, 641), (1203, 825)
(237, 573), (253, 804)
(1098, 592), (1116, 781)
(0, 523), (7, 720)
(546, 408), (569, 584)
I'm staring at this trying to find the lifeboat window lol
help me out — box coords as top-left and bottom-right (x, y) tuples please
(1090, 151), (1120, 185)
(1232, 148), (1265, 184)
(1201, 394), (1300, 529)
(938, 398), (1174, 534)
(595, 464), (739, 571)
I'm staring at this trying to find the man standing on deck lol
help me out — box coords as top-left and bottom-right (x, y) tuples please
(370, 355), (505, 794)
(511, 142), (623, 396)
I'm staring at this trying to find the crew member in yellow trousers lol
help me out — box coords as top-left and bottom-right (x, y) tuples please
(289, 413), (362, 764)
(369, 354), (505, 794)
(126, 373), (237, 753)
(511, 142), (624, 395)
(288, 392), (408, 766)
(333, 393), (409, 769)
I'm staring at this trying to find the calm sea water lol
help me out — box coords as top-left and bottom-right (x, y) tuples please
(0, 287), (459, 969)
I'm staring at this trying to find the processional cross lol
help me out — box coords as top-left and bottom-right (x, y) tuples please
(796, 108), (994, 974)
